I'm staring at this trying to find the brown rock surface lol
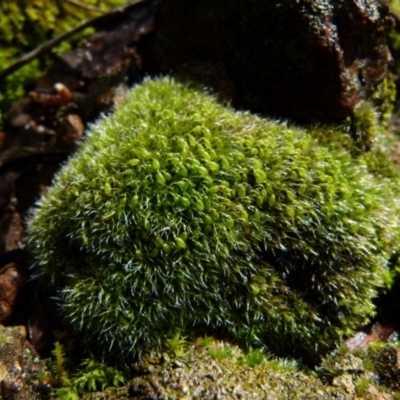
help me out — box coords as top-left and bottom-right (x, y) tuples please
(0, 263), (25, 324)
(0, 325), (49, 399)
(149, 0), (394, 123)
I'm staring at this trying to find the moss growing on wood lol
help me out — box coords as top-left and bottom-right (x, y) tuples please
(28, 77), (400, 363)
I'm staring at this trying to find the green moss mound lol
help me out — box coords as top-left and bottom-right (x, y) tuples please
(28, 78), (400, 362)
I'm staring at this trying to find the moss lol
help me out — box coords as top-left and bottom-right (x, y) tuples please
(371, 74), (397, 126)
(315, 341), (400, 398)
(0, 328), (13, 346)
(0, 0), (126, 51)
(364, 342), (400, 391)
(0, 58), (41, 130)
(78, 340), (393, 399)
(345, 101), (380, 153)
(165, 332), (188, 357)
(206, 340), (239, 361)
(390, 1), (400, 75)
(28, 77), (400, 364)
(54, 357), (127, 399)
(209, 347), (235, 360)
(239, 348), (265, 367)
(51, 342), (69, 388)
(197, 336), (296, 370)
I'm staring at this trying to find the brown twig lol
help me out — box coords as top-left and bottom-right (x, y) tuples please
(0, 0), (146, 81)
(65, 0), (104, 13)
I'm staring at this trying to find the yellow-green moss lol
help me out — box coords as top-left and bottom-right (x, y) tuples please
(28, 78), (400, 364)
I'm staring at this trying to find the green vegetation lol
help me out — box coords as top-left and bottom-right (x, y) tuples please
(364, 342), (400, 391)
(355, 376), (372, 396)
(198, 336), (298, 371)
(47, 342), (126, 399)
(239, 348), (265, 367)
(165, 331), (188, 357)
(0, 0), (127, 128)
(51, 342), (69, 387)
(28, 77), (400, 364)
(209, 346), (235, 360)
(54, 358), (126, 400)
(198, 335), (214, 348)
(315, 340), (400, 398)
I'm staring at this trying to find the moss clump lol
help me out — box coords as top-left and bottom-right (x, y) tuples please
(28, 78), (400, 363)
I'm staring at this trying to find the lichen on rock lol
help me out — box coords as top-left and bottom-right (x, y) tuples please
(27, 77), (400, 364)
(65, 339), (400, 399)
(0, 325), (49, 398)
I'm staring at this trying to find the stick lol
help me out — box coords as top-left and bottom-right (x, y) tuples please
(65, 0), (104, 13)
(0, 0), (147, 80)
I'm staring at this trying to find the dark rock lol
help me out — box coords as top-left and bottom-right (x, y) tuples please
(4, 212), (24, 252)
(368, 345), (400, 391)
(0, 173), (20, 211)
(27, 289), (57, 357)
(0, 325), (49, 399)
(149, 0), (394, 123)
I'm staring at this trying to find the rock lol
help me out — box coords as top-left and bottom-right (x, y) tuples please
(345, 323), (397, 352)
(150, 0), (394, 123)
(58, 114), (84, 147)
(4, 212), (24, 252)
(368, 345), (400, 391)
(0, 325), (49, 399)
(0, 172), (20, 210)
(0, 263), (26, 324)
(365, 385), (394, 400)
(83, 339), (394, 399)
(332, 373), (355, 396)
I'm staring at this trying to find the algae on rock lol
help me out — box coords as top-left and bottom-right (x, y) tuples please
(28, 78), (400, 364)
(61, 339), (400, 399)
(0, 325), (49, 398)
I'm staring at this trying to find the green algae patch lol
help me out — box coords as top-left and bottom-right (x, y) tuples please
(28, 77), (400, 363)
